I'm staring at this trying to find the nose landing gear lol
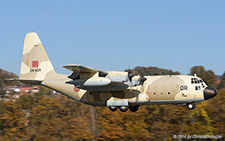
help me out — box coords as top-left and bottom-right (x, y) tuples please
(186, 103), (196, 110)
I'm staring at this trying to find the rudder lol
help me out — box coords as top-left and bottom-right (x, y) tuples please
(20, 32), (54, 81)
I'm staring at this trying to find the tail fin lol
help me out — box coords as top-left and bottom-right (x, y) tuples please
(19, 32), (54, 81)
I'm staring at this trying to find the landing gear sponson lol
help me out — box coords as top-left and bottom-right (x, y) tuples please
(109, 103), (197, 112)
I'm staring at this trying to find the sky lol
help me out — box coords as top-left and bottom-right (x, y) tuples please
(0, 1), (225, 76)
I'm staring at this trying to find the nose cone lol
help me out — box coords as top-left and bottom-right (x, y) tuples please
(204, 87), (217, 100)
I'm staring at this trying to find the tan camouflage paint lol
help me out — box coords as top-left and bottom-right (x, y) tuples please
(19, 32), (206, 106)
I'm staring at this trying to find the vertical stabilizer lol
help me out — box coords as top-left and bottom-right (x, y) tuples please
(20, 32), (54, 81)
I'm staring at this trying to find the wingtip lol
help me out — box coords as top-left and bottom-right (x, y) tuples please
(63, 64), (81, 68)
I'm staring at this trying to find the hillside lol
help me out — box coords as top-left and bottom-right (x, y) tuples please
(0, 66), (224, 140)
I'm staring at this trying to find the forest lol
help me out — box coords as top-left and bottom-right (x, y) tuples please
(0, 66), (224, 140)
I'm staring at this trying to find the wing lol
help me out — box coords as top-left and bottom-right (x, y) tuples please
(63, 64), (100, 73)
(63, 64), (144, 92)
(63, 64), (108, 78)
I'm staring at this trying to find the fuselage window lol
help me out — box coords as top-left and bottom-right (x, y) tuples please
(195, 86), (198, 90)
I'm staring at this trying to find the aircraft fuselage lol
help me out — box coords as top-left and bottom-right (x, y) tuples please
(43, 72), (215, 109)
(16, 32), (217, 112)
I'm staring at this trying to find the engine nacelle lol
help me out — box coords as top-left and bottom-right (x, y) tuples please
(106, 71), (128, 83)
(69, 77), (111, 86)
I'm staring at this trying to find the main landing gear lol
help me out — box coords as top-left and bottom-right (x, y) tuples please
(186, 103), (196, 110)
(108, 106), (118, 111)
(108, 105), (139, 112)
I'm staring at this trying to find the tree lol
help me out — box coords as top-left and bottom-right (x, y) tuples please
(0, 101), (27, 140)
(121, 107), (149, 140)
(218, 72), (225, 90)
(190, 66), (205, 77)
(201, 70), (217, 87)
(190, 66), (217, 87)
(98, 108), (125, 140)
(126, 66), (180, 76)
(29, 97), (93, 141)
(98, 107), (149, 141)
(183, 103), (213, 135)
(204, 90), (225, 136)
(16, 93), (44, 111)
(0, 68), (19, 95)
(144, 105), (189, 140)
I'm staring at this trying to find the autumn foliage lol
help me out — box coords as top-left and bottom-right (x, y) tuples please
(0, 66), (224, 140)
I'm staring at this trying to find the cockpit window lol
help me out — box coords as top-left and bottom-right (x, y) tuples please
(194, 78), (198, 83)
(191, 78), (205, 84)
(199, 79), (204, 83)
(191, 78), (194, 84)
(202, 84), (205, 88)
(191, 78), (206, 89)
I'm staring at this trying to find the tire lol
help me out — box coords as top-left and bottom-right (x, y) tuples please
(129, 105), (139, 112)
(187, 103), (196, 110)
(119, 106), (129, 112)
(108, 106), (118, 112)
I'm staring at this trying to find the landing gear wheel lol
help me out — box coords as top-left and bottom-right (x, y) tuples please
(109, 106), (118, 112)
(187, 103), (196, 110)
(119, 106), (129, 112)
(129, 105), (139, 112)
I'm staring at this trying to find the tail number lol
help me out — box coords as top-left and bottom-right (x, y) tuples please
(30, 68), (41, 72)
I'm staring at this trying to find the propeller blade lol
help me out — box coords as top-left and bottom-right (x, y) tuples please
(139, 75), (147, 86)
(128, 69), (135, 82)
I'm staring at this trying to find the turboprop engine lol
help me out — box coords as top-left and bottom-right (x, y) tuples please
(105, 72), (128, 83)
(66, 70), (146, 91)
(105, 71), (147, 87)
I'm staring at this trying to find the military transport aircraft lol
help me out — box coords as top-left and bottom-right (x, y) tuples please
(12, 32), (217, 112)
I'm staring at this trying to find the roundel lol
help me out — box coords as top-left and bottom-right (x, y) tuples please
(74, 85), (80, 92)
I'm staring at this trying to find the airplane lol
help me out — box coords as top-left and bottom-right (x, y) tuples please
(11, 32), (217, 112)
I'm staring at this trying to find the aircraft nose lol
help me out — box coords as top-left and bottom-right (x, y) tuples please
(203, 87), (217, 100)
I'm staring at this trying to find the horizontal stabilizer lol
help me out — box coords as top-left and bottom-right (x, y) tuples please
(6, 78), (42, 85)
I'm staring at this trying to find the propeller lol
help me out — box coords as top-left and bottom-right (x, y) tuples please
(128, 69), (135, 82)
(139, 73), (147, 86)
(139, 72), (147, 92)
